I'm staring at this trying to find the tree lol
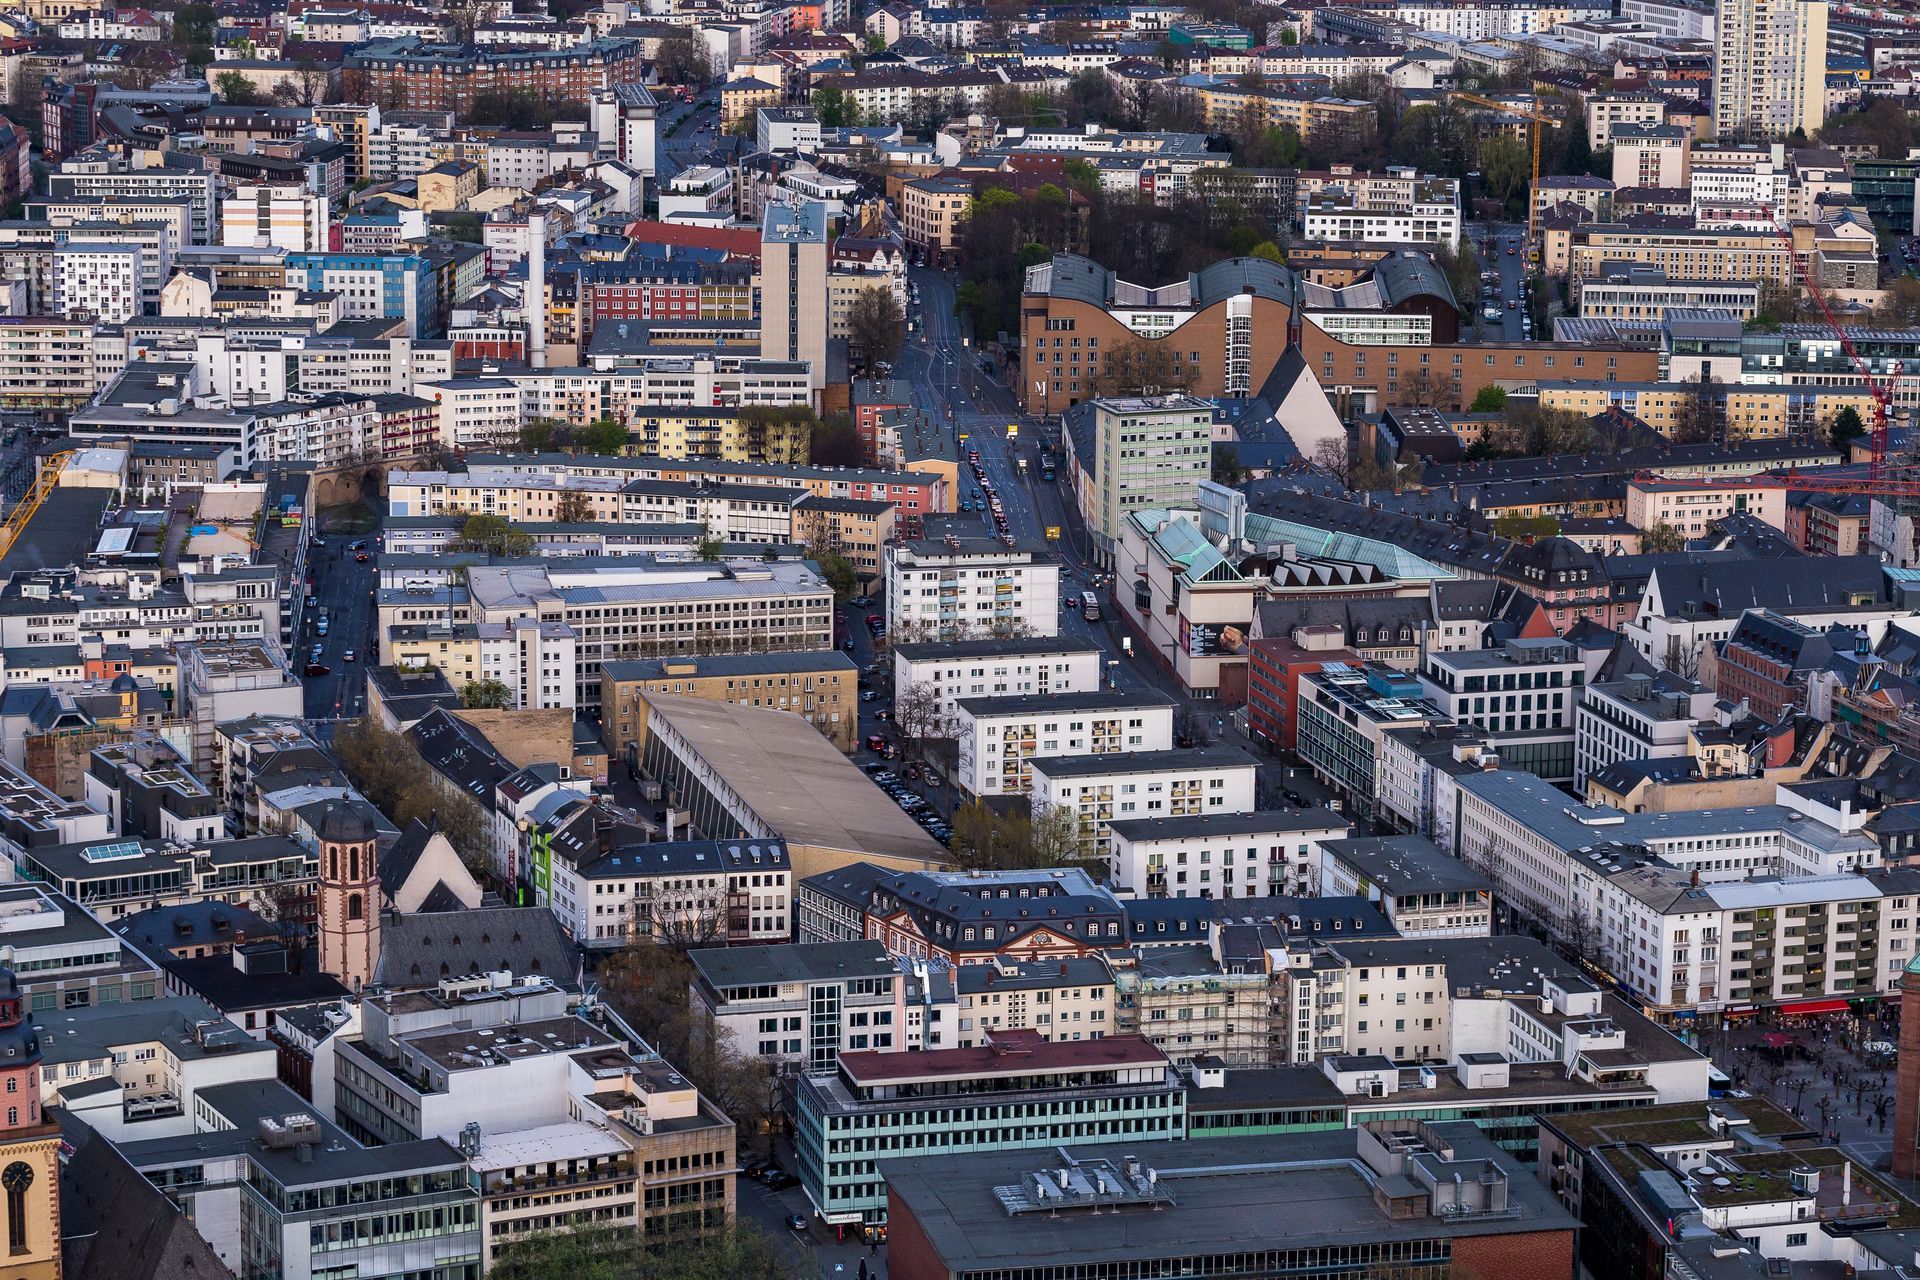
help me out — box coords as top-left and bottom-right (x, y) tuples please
(172, 1), (216, 46)
(1089, 337), (1196, 396)
(580, 418), (628, 456)
(1029, 803), (1084, 865)
(251, 878), (313, 972)
(812, 86), (848, 127)
(330, 718), (495, 877)
(461, 678), (514, 709)
(1492, 512), (1562, 541)
(653, 33), (710, 88)
(554, 490), (594, 524)
(1479, 133), (1530, 219)
(215, 71), (265, 105)
(1470, 385), (1509, 413)
(694, 524), (726, 561)
(1829, 403), (1869, 448)
(461, 513), (535, 557)
(1876, 276), (1920, 327)
(846, 287), (905, 372)
(1311, 435), (1357, 487)
(893, 681), (956, 766)
(490, 1214), (787, 1279)
(813, 549), (858, 601)
(1211, 443), (1247, 486)
(520, 417), (570, 453)
(1641, 521), (1686, 553)
(1247, 240), (1285, 263)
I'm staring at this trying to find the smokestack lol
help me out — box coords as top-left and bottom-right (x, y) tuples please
(527, 212), (548, 370)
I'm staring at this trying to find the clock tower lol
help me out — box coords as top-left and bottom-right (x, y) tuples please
(0, 967), (61, 1280)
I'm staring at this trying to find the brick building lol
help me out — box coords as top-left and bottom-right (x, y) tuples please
(1018, 253), (1661, 416)
(342, 37), (643, 114)
(1705, 608), (1842, 721)
(1246, 629), (1362, 751)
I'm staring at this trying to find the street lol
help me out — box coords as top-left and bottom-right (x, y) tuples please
(656, 92), (721, 185)
(1469, 221), (1532, 343)
(300, 507), (382, 729)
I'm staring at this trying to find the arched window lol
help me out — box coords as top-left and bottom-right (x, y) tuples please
(347, 893), (363, 921)
(4, 1161), (31, 1252)
(349, 847), (360, 881)
(329, 851), (337, 880)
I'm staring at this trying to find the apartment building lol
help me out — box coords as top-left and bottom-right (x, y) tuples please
(1714, 0), (1828, 139)
(954, 690), (1176, 796)
(891, 638), (1104, 723)
(601, 652), (859, 764)
(1416, 638), (1583, 782)
(1586, 91), (1669, 147)
(884, 539), (1062, 642)
(1029, 747), (1259, 859)
(761, 200), (828, 390)
(385, 616), (580, 711)
(1106, 810), (1350, 899)
(1609, 123), (1690, 188)
(952, 956), (1114, 1047)
(545, 836), (792, 949)
(219, 183), (328, 253)
(1299, 180), (1461, 244)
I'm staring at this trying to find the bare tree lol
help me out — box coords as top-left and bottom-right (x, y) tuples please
(894, 680), (956, 765)
(252, 878), (315, 973)
(554, 490), (593, 523)
(1029, 803), (1085, 865)
(631, 879), (730, 949)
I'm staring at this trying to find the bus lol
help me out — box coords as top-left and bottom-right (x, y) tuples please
(1081, 591), (1100, 621)
(1038, 448), (1057, 480)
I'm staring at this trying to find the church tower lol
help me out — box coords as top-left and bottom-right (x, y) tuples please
(0, 967), (61, 1280)
(317, 805), (379, 991)
(1893, 956), (1920, 1179)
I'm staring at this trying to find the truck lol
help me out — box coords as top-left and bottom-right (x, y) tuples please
(1081, 591), (1100, 621)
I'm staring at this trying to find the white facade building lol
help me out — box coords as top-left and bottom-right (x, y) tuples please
(891, 639), (1104, 723)
(953, 690), (1175, 796)
(1029, 746), (1258, 859)
(885, 538), (1062, 642)
(1106, 809), (1349, 899)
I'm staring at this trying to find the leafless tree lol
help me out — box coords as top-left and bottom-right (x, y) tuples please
(252, 878), (315, 973)
(631, 879), (730, 950)
(894, 680), (957, 765)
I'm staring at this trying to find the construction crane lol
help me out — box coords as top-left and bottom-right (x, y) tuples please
(1446, 91), (1561, 241)
(0, 451), (71, 566)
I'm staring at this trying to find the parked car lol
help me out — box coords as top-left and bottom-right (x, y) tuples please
(303, 662), (330, 676)
(868, 734), (886, 751)
(785, 1214), (808, 1232)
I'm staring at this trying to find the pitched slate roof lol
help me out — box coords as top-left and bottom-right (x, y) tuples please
(373, 906), (580, 991)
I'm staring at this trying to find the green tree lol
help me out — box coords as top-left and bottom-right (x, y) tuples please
(460, 513), (534, 557)
(1062, 157), (1100, 194)
(1470, 385), (1509, 413)
(580, 418), (629, 456)
(1491, 512), (1562, 541)
(173, 1), (216, 46)
(811, 85), (848, 127)
(1829, 404), (1869, 448)
(1479, 133), (1530, 218)
(1641, 521), (1686, 553)
(330, 718), (494, 876)
(814, 549), (858, 600)
(1248, 240), (1285, 263)
(694, 524), (726, 561)
(215, 71), (264, 105)
(490, 1217), (785, 1280)
(460, 678), (514, 709)
(519, 417), (568, 453)
(968, 187), (1020, 217)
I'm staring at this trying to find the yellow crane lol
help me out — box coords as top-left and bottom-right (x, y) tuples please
(1447, 91), (1563, 242)
(0, 451), (71, 566)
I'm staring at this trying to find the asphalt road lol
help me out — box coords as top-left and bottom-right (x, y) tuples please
(300, 514), (382, 728)
(656, 93), (721, 184)
(1468, 221), (1533, 342)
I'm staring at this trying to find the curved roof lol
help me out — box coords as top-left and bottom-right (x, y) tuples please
(1190, 255), (1296, 309)
(1370, 251), (1456, 310)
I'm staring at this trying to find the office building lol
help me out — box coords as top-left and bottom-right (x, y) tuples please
(793, 1031), (1184, 1226)
(600, 652), (859, 764)
(1074, 395), (1214, 562)
(688, 940), (912, 1074)
(884, 539), (1062, 643)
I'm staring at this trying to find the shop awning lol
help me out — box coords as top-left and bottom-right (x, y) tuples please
(1776, 998), (1850, 1016)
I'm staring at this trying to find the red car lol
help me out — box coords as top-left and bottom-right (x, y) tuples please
(868, 734), (885, 751)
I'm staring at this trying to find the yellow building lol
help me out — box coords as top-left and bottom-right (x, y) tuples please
(417, 159), (482, 213)
(720, 77), (781, 129)
(901, 175), (974, 254)
(1192, 86), (1373, 143)
(793, 494), (895, 583)
(602, 651), (860, 760)
(1569, 224), (1796, 284)
(1540, 381), (1874, 442)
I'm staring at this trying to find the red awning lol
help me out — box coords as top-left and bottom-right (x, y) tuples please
(1776, 998), (1850, 1016)
(1761, 1033), (1793, 1048)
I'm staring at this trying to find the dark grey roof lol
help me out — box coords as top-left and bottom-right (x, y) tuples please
(601, 651), (857, 682)
(373, 906), (581, 991)
(797, 860), (891, 912)
(378, 817), (436, 898)
(1029, 746), (1256, 779)
(954, 689), (1175, 717)
(1322, 834), (1491, 896)
(689, 939), (893, 990)
(573, 837), (790, 880)
(1106, 810), (1347, 841)
(1122, 895), (1396, 945)
(891, 638), (1103, 664)
(56, 1111), (236, 1280)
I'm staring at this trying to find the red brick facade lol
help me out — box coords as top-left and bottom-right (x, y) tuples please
(1453, 1227), (1576, 1280)
(1891, 964), (1920, 1179)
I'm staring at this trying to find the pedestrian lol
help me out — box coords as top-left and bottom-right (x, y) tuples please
(860, 1261), (869, 1280)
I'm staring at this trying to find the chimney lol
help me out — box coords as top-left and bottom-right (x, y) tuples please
(527, 212), (548, 369)
(1690, 868), (1700, 888)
